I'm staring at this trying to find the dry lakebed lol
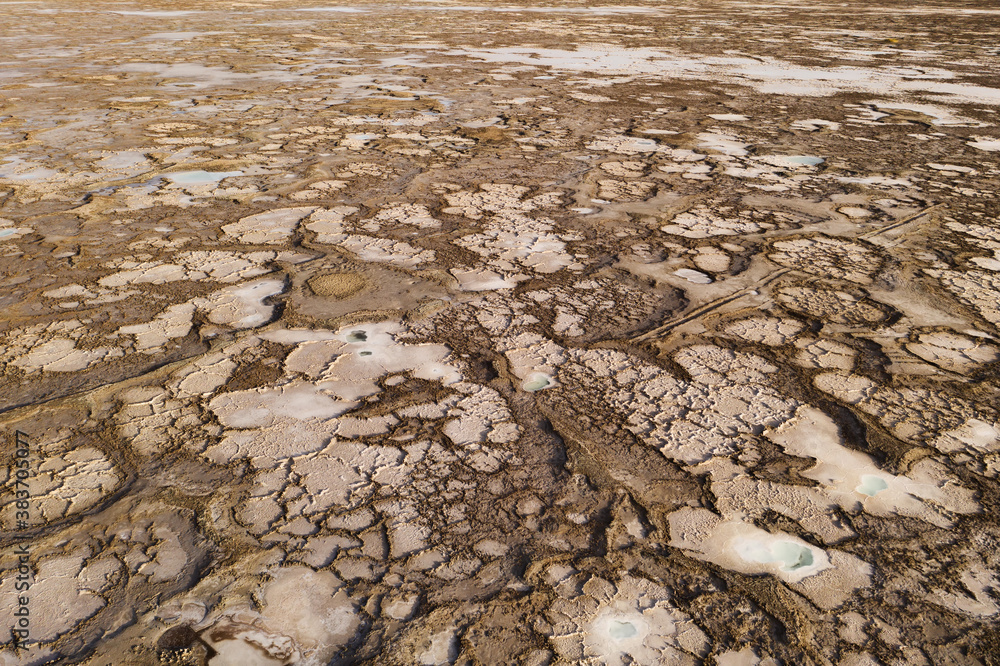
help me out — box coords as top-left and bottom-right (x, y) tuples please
(1, 0), (1000, 664)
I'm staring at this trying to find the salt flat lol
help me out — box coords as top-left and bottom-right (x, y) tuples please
(0, 0), (999, 664)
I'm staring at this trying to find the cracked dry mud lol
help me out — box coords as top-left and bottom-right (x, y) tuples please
(1, 0), (999, 664)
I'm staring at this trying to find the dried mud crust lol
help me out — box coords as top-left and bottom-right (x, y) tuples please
(1, 0), (1000, 665)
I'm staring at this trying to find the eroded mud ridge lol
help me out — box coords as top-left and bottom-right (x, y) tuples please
(1, 0), (999, 664)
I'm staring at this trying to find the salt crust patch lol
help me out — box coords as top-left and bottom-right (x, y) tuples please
(222, 207), (315, 244)
(867, 100), (987, 126)
(117, 277), (285, 351)
(722, 316), (807, 345)
(662, 206), (772, 238)
(0, 438), (118, 524)
(204, 322), (518, 470)
(669, 506), (871, 609)
(98, 250), (275, 287)
(795, 338), (858, 370)
(717, 647), (774, 666)
(776, 286), (895, 326)
(906, 330), (999, 373)
(201, 566), (360, 665)
(492, 311), (984, 602)
(502, 335), (800, 466)
(967, 137), (1000, 151)
(769, 236), (880, 283)
(449, 267), (520, 291)
(791, 118), (841, 131)
(304, 206), (436, 268)
(815, 372), (1000, 454)
(444, 184), (583, 283)
(9, 338), (124, 373)
(544, 571), (708, 665)
(766, 406), (979, 528)
(443, 44), (1000, 104)
(113, 319), (524, 608)
(0, 549), (116, 642)
(924, 221), (1000, 325)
